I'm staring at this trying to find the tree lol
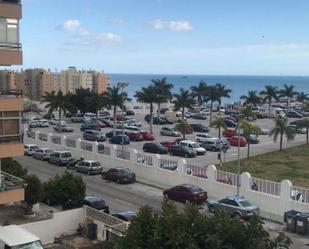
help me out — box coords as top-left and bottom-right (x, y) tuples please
(297, 91), (309, 106)
(111, 200), (291, 249)
(280, 84), (298, 111)
(210, 116), (227, 139)
(70, 88), (94, 114)
(191, 80), (207, 106)
(296, 118), (309, 144)
(135, 85), (157, 134)
(103, 86), (129, 136)
(1, 158), (27, 178)
(173, 88), (196, 120)
(205, 85), (219, 124)
(40, 90), (58, 119)
(176, 120), (192, 139)
(85, 93), (106, 118)
(239, 119), (261, 159)
(269, 117), (296, 151)
(240, 90), (261, 110)
(24, 174), (43, 214)
(216, 83), (231, 107)
(152, 78), (173, 117)
(260, 85), (280, 118)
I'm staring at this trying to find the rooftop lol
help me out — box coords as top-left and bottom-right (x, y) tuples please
(0, 225), (40, 246)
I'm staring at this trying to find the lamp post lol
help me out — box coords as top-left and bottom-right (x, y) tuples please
(237, 125), (241, 196)
(117, 81), (129, 159)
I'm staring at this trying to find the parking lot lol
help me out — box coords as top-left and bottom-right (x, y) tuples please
(25, 109), (307, 167)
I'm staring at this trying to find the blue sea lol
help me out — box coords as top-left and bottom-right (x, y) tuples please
(108, 74), (309, 103)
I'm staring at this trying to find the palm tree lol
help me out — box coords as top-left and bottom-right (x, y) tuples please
(103, 86), (129, 136)
(42, 90), (71, 132)
(240, 90), (261, 110)
(269, 117), (296, 151)
(280, 84), (298, 111)
(210, 116), (227, 139)
(296, 118), (309, 144)
(152, 78), (173, 117)
(85, 93), (106, 118)
(260, 85), (280, 118)
(216, 83), (231, 107)
(297, 91), (309, 107)
(190, 80), (207, 106)
(238, 119), (261, 159)
(176, 120), (192, 140)
(135, 85), (157, 134)
(173, 88), (196, 120)
(41, 90), (58, 119)
(205, 85), (219, 124)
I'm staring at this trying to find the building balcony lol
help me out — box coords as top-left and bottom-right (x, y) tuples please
(0, 171), (25, 204)
(0, 137), (24, 158)
(0, 43), (23, 65)
(0, 95), (23, 111)
(0, 0), (21, 19)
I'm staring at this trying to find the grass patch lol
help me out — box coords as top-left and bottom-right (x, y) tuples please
(218, 144), (309, 188)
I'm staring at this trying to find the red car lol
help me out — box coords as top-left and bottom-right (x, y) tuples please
(111, 114), (125, 121)
(140, 131), (155, 141)
(163, 184), (208, 203)
(92, 119), (107, 128)
(160, 139), (182, 150)
(125, 131), (144, 141)
(223, 128), (237, 138)
(228, 136), (247, 147)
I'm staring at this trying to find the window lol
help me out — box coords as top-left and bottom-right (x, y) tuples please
(0, 111), (21, 143)
(0, 18), (19, 46)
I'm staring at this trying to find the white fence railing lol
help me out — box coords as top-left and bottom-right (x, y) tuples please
(81, 141), (93, 152)
(116, 148), (130, 160)
(250, 177), (281, 196)
(215, 170), (239, 186)
(159, 159), (178, 171)
(38, 133), (47, 142)
(66, 138), (76, 148)
(51, 135), (61, 145)
(291, 186), (309, 203)
(186, 164), (207, 178)
(98, 143), (111, 156)
(136, 153), (153, 166)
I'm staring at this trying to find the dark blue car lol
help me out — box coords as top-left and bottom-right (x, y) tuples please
(109, 134), (130, 145)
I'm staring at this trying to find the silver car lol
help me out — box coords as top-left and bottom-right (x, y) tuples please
(76, 160), (103, 175)
(160, 127), (180, 137)
(207, 195), (259, 220)
(33, 148), (54, 160)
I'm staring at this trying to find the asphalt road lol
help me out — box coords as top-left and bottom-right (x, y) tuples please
(25, 111), (307, 167)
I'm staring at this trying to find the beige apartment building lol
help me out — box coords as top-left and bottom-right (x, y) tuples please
(0, 0), (25, 204)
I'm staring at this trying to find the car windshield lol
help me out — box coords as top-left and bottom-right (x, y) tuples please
(192, 143), (200, 148)
(30, 146), (39, 150)
(190, 186), (203, 193)
(120, 168), (132, 174)
(62, 152), (71, 158)
(92, 162), (101, 167)
(92, 200), (106, 209)
(239, 200), (253, 207)
(45, 150), (53, 153)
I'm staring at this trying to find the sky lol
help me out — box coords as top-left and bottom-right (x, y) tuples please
(17, 0), (309, 75)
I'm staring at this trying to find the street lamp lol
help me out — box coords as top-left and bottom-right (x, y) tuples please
(117, 81), (129, 159)
(236, 123), (243, 196)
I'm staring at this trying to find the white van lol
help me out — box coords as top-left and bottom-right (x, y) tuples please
(265, 108), (286, 118)
(0, 225), (43, 249)
(48, 150), (72, 166)
(179, 140), (206, 155)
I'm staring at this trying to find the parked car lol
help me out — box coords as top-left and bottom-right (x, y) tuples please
(179, 140), (206, 155)
(38, 119), (49, 127)
(125, 131), (144, 141)
(91, 119), (107, 128)
(83, 195), (109, 213)
(49, 118), (66, 125)
(288, 124), (306, 134)
(207, 195), (259, 220)
(163, 184), (208, 203)
(98, 110), (110, 117)
(140, 131), (155, 141)
(286, 110), (303, 118)
(223, 128), (237, 138)
(224, 119), (237, 128)
(48, 150), (72, 166)
(190, 123), (209, 133)
(24, 144), (39, 156)
(228, 136), (247, 147)
(71, 113), (84, 122)
(80, 122), (101, 132)
(144, 115), (166, 125)
(110, 114), (125, 121)
(112, 211), (137, 222)
(200, 139), (222, 151)
(224, 116), (237, 123)
(106, 130), (123, 138)
(191, 113), (207, 120)
(82, 130), (106, 142)
(219, 138), (231, 149)
(102, 167), (136, 184)
(76, 160), (103, 175)
(28, 120), (40, 128)
(160, 107), (169, 114)
(33, 148), (54, 160)
(160, 139), (182, 150)
(195, 133), (217, 143)
(54, 124), (74, 132)
(125, 110), (135, 116)
(97, 118), (113, 127)
(160, 117), (174, 124)
(169, 145), (196, 157)
(124, 125), (141, 131)
(160, 126), (180, 137)
(109, 134), (130, 145)
(246, 135), (259, 144)
(143, 142), (168, 154)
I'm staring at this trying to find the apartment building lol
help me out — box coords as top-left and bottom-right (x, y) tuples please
(90, 70), (110, 94)
(0, 0), (25, 204)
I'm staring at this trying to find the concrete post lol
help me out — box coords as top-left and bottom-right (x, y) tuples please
(177, 159), (187, 174)
(76, 138), (82, 150)
(35, 130), (40, 141)
(240, 172), (251, 196)
(153, 154), (160, 168)
(93, 141), (99, 154)
(206, 165), (217, 183)
(110, 145), (117, 158)
(62, 135), (67, 147)
(47, 133), (53, 143)
(280, 180), (292, 213)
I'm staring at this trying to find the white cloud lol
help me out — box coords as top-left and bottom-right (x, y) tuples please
(150, 19), (192, 32)
(62, 19), (81, 31)
(58, 19), (123, 46)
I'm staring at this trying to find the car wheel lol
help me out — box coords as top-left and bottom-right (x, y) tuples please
(233, 213), (242, 219)
(196, 139), (200, 142)
(212, 147), (216, 152)
(208, 205), (215, 213)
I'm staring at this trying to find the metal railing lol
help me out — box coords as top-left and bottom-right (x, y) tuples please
(116, 149), (130, 160)
(186, 164), (207, 178)
(159, 159), (178, 171)
(66, 138), (76, 148)
(0, 0), (21, 4)
(51, 135), (61, 145)
(0, 42), (22, 51)
(38, 133), (47, 141)
(0, 171), (25, 191)
(27, 131), (35, 139)
(250, 177), (281, 196)
(136, 153), (153, 166)
(98, 143), (111, 156)
(0, 134), (22, 143)
(215, 170), (239, 186)
(291, 186), (309, 203)
(81, 141), (93, 152)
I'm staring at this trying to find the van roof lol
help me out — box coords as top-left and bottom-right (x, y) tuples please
(0, 225), (40, 246)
